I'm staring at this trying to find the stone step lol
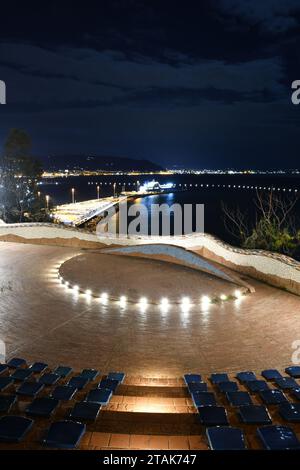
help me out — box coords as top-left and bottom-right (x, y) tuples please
(80, 431), (206, 450)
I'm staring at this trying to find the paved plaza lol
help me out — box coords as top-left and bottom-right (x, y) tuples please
(1, 241), (300, 376)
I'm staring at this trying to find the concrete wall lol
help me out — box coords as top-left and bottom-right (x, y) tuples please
(0, 223), (300, 295)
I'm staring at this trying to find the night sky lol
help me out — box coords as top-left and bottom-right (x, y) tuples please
(0, 1), (300, 169)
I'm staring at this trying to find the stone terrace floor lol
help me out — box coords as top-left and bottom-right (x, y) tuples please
(0, 242), (300, 376)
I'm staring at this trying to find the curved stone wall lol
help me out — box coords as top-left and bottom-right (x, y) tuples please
(0, 223), (299, 294)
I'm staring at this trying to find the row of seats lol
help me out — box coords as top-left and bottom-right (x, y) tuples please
(184, 369), (300, 450)
(1, 357), (300, 450)
(0, 357), (125, 448)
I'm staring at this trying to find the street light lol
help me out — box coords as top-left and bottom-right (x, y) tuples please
(71, 187), (75, 204)
(113, 182), (116, 198)
(45, 195), (50, 211)
(97, 185), (100, 199)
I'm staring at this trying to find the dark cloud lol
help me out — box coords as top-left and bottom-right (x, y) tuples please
(216, 0), (300, 33)
(0, 1), (299, 169)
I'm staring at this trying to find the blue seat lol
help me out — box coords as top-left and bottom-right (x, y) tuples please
(236, 371), (257, 383)
(285, 366), (300, 378)
(85, 388), (112, 405)
(238, 405), (272, 424)
(187, 382), (208, 393)
(261, 369), (282, 380)
(11, 368), (33, 382)
(0, 395), (17, 413)
(246, 380), (269, 393)
(259, 389), (288, 405)
(291, 388), (300, 401)
(0, 364), (8, 375)
(107, 372), (125, 383)
(67, 376), (89, 390)
(7, 358), (27, 369)
(51, 385), (77, 401)
(274, 377), (298, 390)
(53, 366), (72, 378)
(38, 373), (60, 386)
(79, 369), (99, 381)
(0, 415), (33, 442)
(206, 427), (246, 450)
(198, 406), (229, 426)
(183, 374), (202, 385)
(257, 425), (300, 450)
(279, 403), (300, 422)
(226, 391), (253, 407)
(217, 381), (239, 393)
(29, 362), (48, 374)
(26, 397), (59, 417)
(192, 391), (216, 407)
(43, 420), (86, 449)
(69, 401), (101, 421)
(0, 377), (13, 391)
(16, 381), (44, 397)
(98, 378), (119, 392)
(210, 373), (229, 384)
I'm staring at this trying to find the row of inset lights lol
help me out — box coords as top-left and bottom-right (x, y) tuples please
(87, 181), (298, 193)
(58, 274), (244, 309)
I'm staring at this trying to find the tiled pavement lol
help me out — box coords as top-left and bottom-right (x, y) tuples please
(1, 242), (300, 376)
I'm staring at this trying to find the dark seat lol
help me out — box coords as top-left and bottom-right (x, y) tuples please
(226, 391), (253, 407)
(217, 381), (239, 393)
(11, 368), (33, 382)
(26, 397), (59, 417)
(187, 382), (208, 393)
(85, 388), (112, 405)
(279, 403), (300, 422)
(0, 364), (8, 375)
(210, 373), (229, 384)
(43, 420), (86, 449)
(67, 376), (89, 391)
(274, 377), (299, 390)
(192, 391), (216, 407)
(257, 425), (300, 450)
(69, 401), (101, 421)
(7, 358), (27, 369)
(285, 366), (300, 378)
(0, 395), (17, 413)
(261, 369), (282, 380)
(238, 405), (272, 424)
(206, 426), (246, 450)
(0, 415), (33, 442)
(246, 380), (269, 393)
(38, 373), (60, 386)
(29, 362), (48, 374)
(198, 406), (229, 426)
(16, 381), (44, 397)
(79, 369), (99, 381)
(259, 389), (288, 405)
(291, 388), (300, 401)
(0, 377), (13, 392)
(51, 385), (77, 401)
(236, 371), (257, 383)
(98, 378), (119, 392)
(183, 374), (202, 385)
(107, 372), (125, 383)
(53, 366), (72, 378)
